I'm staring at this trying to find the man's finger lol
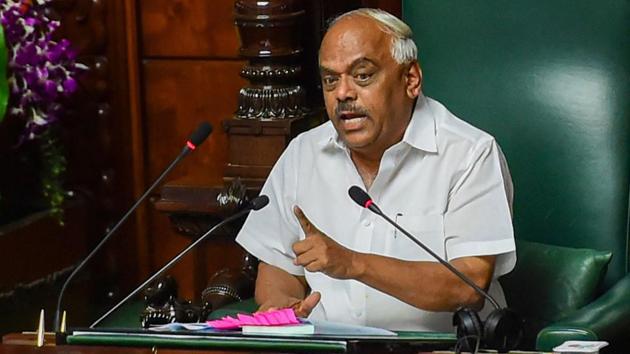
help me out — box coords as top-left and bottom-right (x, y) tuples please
(296, 291), (321, 317)
(293, 250), (319, 267)
(292, 238), (314, 255)
(254, 305), (277, 314)
(303, 260), (323, 273)
(253, 304), (278, 315)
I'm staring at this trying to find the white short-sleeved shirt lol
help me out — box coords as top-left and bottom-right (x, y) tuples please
(236, 95), (516, 332)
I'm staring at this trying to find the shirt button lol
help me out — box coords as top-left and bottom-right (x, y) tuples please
(363, 220), (371, 227)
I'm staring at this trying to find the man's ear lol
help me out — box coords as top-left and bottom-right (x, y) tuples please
(405, 61), (422, 98)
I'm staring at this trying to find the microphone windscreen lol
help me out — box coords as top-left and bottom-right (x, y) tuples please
(188, 122), (213, 146)
(348, 185), (371, 207)
(250, 195), (269, 211)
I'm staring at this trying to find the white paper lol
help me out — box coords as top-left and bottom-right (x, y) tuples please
(553, 340), (609, 353)
(310, 319), (397, 336)
(149, 322), (213, 332)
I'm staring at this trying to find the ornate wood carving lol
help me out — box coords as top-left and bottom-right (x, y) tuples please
(155, 178), (256, 238)
(234, 0), (308, 120)
(223, 0), (323, 189)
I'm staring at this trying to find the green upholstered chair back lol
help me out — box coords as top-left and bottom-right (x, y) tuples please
(403, 1), (629, 290)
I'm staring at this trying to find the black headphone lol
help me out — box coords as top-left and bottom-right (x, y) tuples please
(453, 306), (522, 353)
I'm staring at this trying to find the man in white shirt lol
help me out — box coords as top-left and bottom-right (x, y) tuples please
(235, 8), (516, 331)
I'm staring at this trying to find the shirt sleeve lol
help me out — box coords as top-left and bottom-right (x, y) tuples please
(443, 138), (516, 277)
(235, 138), (305, 276)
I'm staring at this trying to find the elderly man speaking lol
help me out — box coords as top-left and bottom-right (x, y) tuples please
(236, 8), (515, 332)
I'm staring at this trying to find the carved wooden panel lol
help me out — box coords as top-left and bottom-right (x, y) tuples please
(0, 207), (87, 287)
(142, 60), (246, 184)
(140, 0), (241, 58)
(0, 205), (93, 334)
(142, 58), (246, 299)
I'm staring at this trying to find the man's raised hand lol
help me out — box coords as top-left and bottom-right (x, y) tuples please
(292, 206), (360, 279)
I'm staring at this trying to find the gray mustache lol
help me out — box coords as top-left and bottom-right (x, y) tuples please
(334, 102), (369, 118)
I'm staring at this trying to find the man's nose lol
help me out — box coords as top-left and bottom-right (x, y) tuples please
(335, 76), (357, 102)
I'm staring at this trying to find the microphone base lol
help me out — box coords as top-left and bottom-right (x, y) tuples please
(55, 331), (68, 345)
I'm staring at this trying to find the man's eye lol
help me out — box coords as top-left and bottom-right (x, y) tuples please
(322, 76), (338, 86)
(355, 73), (372, 82)
(322, 76), (336, 85)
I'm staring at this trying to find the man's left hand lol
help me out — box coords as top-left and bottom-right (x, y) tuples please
(292, 206), (359, 279)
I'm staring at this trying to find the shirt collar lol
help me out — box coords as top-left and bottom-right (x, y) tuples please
(401, 94), (438, 153)
(318, 94), (438, 153)
(317, 123), (344, 150)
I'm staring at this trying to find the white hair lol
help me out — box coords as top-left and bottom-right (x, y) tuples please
(328, 8), (418, 64)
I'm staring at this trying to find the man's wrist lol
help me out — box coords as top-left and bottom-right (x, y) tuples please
(350, 251), (367, 279)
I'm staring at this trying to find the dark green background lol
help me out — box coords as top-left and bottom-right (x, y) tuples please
(403, 0), (629, 289)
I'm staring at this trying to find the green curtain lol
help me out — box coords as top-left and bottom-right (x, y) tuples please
(0, 25), (8, 122)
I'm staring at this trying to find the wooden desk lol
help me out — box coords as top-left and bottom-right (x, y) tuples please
(0, 333), (262, 353)
(0, 344), (246, 354)
(2, 331), (449, 354)
(2, 333), (549, 354)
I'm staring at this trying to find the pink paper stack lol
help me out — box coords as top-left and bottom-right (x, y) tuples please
(207, 308), (300, 330)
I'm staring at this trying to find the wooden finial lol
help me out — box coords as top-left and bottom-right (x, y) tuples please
(60, 310), (67, 333)
(36, 309), (45, 347)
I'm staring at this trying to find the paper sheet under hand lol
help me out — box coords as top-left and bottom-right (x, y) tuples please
(310, 319), (397, 336)
(148, 322), (215, 332)
(150, 307), (396, 337)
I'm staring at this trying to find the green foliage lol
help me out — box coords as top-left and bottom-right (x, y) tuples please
(0, 25), (8, 122)
(40, 128), (67, 225)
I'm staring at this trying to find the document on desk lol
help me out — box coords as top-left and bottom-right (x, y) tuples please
(149, 319), (396, 337)
(148, 322), (214, 332)
(310, 319), (396, 336)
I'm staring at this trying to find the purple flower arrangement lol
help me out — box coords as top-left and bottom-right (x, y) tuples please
(0, 0), (86, 223)
(1, 0), (86, 142)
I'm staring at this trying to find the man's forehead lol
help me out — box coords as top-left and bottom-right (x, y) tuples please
(319, 16), (390, 68)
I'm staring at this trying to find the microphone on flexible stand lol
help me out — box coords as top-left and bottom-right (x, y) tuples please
(54, 122), (213, 332)
(89, 195), (269, 328)
(347, 186), (522, 352)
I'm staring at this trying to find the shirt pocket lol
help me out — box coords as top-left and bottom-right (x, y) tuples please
(384, 213), (445, 261)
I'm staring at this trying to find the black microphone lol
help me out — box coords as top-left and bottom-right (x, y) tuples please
(250, 195), (269, 211)
(54, 122), (213, 332)
(347, 185), (521, 352)
(89, 195), (269, 328)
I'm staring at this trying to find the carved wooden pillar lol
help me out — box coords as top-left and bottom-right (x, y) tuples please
(225, 0), (319, 188)
(233, 0), (307, 120)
